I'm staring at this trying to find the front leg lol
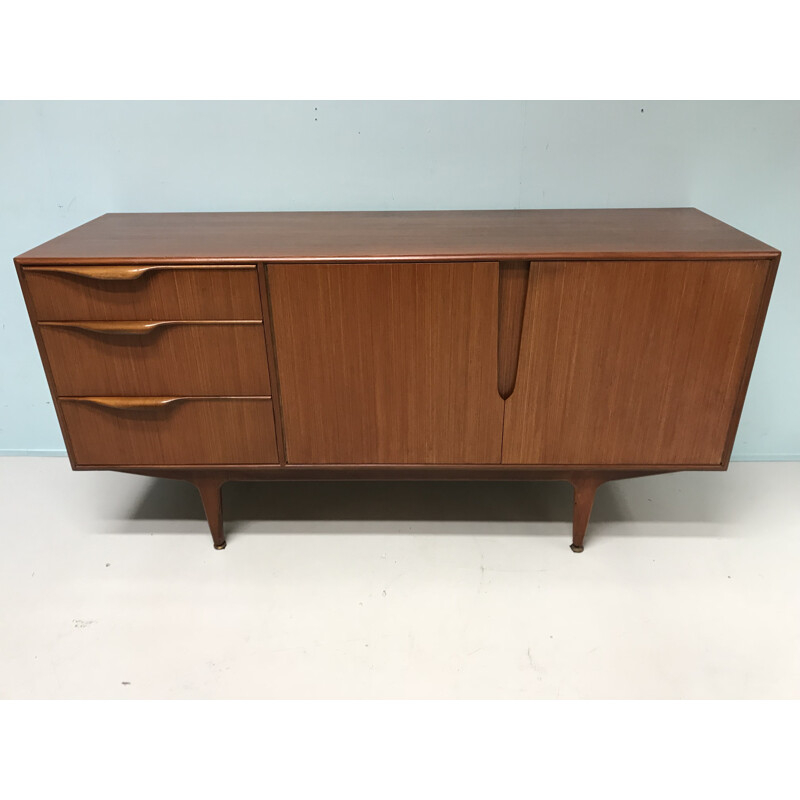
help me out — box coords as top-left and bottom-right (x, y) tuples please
(569, 474), (605, 553)
(194, 477), (227, 550)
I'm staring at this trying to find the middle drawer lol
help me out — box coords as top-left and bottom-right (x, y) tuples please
(40, 320), (271, 396)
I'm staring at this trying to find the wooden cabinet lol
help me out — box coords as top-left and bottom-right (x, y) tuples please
(15, 209), (780, 552)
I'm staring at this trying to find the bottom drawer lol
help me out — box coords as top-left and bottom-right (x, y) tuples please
(61, 397), (279, 466)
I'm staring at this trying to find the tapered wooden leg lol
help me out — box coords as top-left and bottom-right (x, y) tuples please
(195, 478), (226, 550)
(569, 475), (604, 553)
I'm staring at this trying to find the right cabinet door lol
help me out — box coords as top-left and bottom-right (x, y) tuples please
(502, 259), (772, 466)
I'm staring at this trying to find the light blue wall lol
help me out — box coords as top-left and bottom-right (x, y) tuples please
(1, 101), (798, 458)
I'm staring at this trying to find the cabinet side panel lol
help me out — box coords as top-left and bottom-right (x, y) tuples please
(14, 260), (78, 465)
(503, 260), (771, 465)
(719, 254), (779, 465)
(269, 262), (505, 464)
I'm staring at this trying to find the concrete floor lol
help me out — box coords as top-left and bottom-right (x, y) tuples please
(1, 457), (798, 699)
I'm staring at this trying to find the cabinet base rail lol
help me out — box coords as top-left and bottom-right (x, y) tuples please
(113, 467), (677, 552)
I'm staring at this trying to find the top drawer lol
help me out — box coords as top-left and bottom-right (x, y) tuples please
(22, 264), (263, 321)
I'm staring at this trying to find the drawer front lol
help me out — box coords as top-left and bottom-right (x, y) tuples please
(23, 264), (262, 321)
(61, 397), (279, 466)
(40, 321), (270, 396)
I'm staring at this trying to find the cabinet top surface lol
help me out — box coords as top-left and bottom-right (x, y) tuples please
(15, 208), (778, 264)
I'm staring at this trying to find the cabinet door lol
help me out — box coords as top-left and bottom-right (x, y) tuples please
(502, 260), (771, 466)
(269, 262), (505, 464)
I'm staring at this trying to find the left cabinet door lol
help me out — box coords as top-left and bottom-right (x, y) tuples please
(268, 262), (505, 464)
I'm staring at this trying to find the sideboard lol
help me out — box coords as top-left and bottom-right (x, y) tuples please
(15, 209), (780, 551)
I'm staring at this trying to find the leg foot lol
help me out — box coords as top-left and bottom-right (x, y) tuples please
(570, 475), (603, 553)
(195, 477), (226, 550)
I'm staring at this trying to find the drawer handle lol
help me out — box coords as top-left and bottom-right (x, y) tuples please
(28, 265), (164, 281)
(42, 320), (173, 335)
(25, 264), (255, 281)
(40, 320), (262, 335)
(66, 396), (188, 411)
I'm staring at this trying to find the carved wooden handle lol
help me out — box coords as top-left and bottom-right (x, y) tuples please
(27, 265), (162, 281)
(39, 320), (261, 335)
(41, 320), (175, 335)
(66, 396), (187, 411)
(25, 264), (255, 281)
(497, 261), (530, 400)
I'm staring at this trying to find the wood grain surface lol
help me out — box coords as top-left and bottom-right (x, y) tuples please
(23, 265), (262, 320)
(15, 209), (778, 265)
(61, 397), (279, 466)
(269, 262), (505, 464)
(40, 321), (270, 396)
(502, 260), (772, 465)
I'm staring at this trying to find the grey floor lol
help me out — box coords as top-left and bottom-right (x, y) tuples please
(1, 457), (798, 698)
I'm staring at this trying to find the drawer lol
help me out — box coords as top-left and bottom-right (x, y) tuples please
(23, 264), (262, 321)
(40, 320), (270, 396)
(61, 397), (279, 466)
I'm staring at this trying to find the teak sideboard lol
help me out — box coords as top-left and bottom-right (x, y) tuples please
(15, 209), (780, 551)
